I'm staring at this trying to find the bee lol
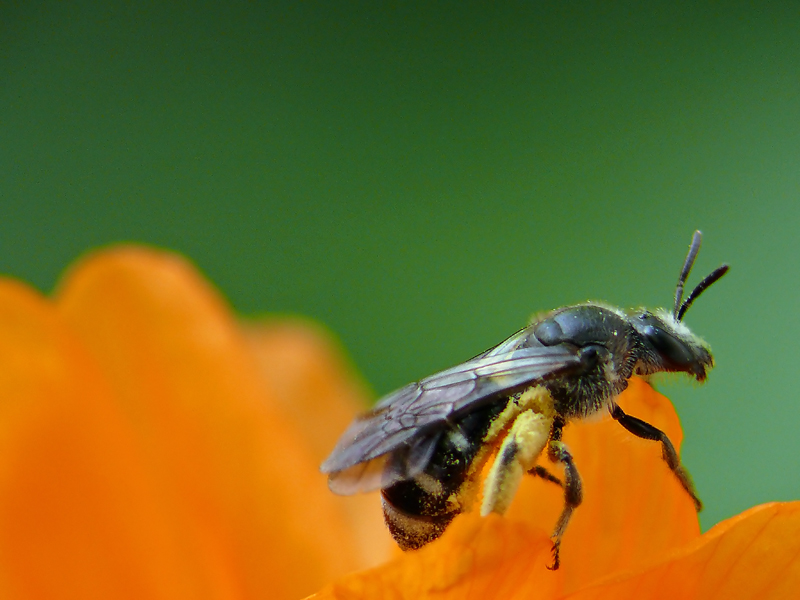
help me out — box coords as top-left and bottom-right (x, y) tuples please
(321, 231), (728, 569)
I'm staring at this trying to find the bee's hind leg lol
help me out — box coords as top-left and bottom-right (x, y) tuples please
(480, 410), (551, 517)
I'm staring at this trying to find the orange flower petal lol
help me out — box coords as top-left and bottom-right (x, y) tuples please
(244, 320), (393, 569)
(243, 319), (373, 466)
(563, 501), (800, 599)
(53, 247), (364, 598)
(308, 514), (562, 600)
(0, 279), (195, 599)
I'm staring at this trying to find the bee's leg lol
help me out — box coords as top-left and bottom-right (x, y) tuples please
(527, 465), (563, 487)
(480, 410), (552, 517)
(610, 403), (702, 512)
(546, 418), (582, 571)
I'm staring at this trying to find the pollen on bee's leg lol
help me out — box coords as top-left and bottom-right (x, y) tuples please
(481, 410), (551, 517)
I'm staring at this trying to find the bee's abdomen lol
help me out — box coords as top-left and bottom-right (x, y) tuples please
(380, 401), (507, 550)
(380, 490), (455, 550)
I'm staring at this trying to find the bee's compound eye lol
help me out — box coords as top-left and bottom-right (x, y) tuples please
(642, 324), (694, 368)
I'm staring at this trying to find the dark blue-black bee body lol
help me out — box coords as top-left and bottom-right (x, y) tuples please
(321, 231), (728, 568)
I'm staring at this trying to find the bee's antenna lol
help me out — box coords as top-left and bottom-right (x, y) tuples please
(674, 231), (703, 319)
(677, 264), (730, 321)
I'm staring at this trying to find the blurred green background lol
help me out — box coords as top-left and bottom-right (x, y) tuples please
(2, 2), (798, 531)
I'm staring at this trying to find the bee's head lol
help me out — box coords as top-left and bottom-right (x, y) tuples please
(632, 230), (728, 382)
(631, 310), (713, 381)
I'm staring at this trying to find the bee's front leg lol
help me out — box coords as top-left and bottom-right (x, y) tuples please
(610, 403), (702, 512)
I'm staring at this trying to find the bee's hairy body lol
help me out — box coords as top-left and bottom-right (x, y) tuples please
(321, 232), (728, 569)
(380, 304), (640, 550)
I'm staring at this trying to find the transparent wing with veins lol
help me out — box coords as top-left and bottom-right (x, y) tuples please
(321, 327), (583, 494)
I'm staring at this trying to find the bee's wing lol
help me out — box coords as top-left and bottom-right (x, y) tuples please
(320, 342), (582, 494)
